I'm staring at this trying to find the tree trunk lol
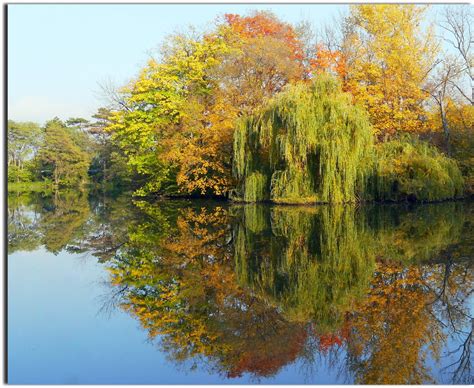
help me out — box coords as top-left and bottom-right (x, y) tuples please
(103, 160), (107, 184)
(439, 101), (451, 156)
(54, 165), (59, 188)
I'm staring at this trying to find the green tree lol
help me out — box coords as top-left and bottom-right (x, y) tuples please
(7, 120), (43, 182)
(37, 117), (91, 188)
(107, 30), (233, 196)
(87, 108), (132, 189)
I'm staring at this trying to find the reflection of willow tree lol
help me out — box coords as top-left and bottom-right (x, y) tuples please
(234, 205), (375, 332)
(102, 200), (473, 382)
(38, 191), (91, 254)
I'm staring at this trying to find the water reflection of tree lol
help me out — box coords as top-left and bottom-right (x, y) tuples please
(233, 205), (375, 332)
(7, 191), (91, 255)
(72, 193), (136, 261)
(13, 192), (470, 383)
(345, 262), (445, 384)
(8, 192), (44, 253)
(344, 204), (473, 384)
(99, 200), (472, 382)
(429, 225), (474, 385)
(37, 191), (91, 254)
(102, 201), (309, 378)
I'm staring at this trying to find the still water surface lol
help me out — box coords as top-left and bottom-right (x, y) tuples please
(7, 191), (474, 384)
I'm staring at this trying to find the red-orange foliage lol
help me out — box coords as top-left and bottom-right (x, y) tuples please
(316, 321), (351, 353)
(227, 325), (308, 378)
(311, 44), (347, 80)
(224, 12), (304, 62)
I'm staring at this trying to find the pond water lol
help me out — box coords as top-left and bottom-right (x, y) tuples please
(7, 191), (474, 384)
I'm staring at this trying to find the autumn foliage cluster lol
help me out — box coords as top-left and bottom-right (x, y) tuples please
(101, 5), (473, 202)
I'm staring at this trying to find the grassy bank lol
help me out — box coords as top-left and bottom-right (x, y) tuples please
(8, 181), (52, 193)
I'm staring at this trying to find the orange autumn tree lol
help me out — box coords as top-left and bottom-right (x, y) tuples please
(224, 12), (305, 63)
(214, 11), (307, 116)
(161, 91), (238, 196)
(311, 43), (347, 81)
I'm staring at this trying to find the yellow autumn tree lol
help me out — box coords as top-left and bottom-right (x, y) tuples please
(107, 30), (237, 197)
(345, 5), (439, 139)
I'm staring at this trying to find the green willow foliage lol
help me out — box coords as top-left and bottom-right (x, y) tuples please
(234, 205), (375, 331)
(233, 75), (375, 203)
(372, 137), (465, 202)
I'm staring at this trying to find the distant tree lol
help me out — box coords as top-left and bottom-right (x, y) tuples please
(37, 117), (91, 188)
(66, 117), (90, 131)
(65, 117), (96, 156)
(7, 120), (43, 182)
(87, 108), (132, 188)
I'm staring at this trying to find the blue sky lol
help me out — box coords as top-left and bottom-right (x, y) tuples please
(8, 4), (348, 124)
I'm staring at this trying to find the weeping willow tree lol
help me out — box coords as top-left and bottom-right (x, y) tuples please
(233, 75), (375, 203)
(233, 204), (376, 332)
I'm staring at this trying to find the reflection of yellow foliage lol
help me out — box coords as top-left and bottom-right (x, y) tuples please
(106, 204), (310, 378)
(348, 262), (445, 384)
